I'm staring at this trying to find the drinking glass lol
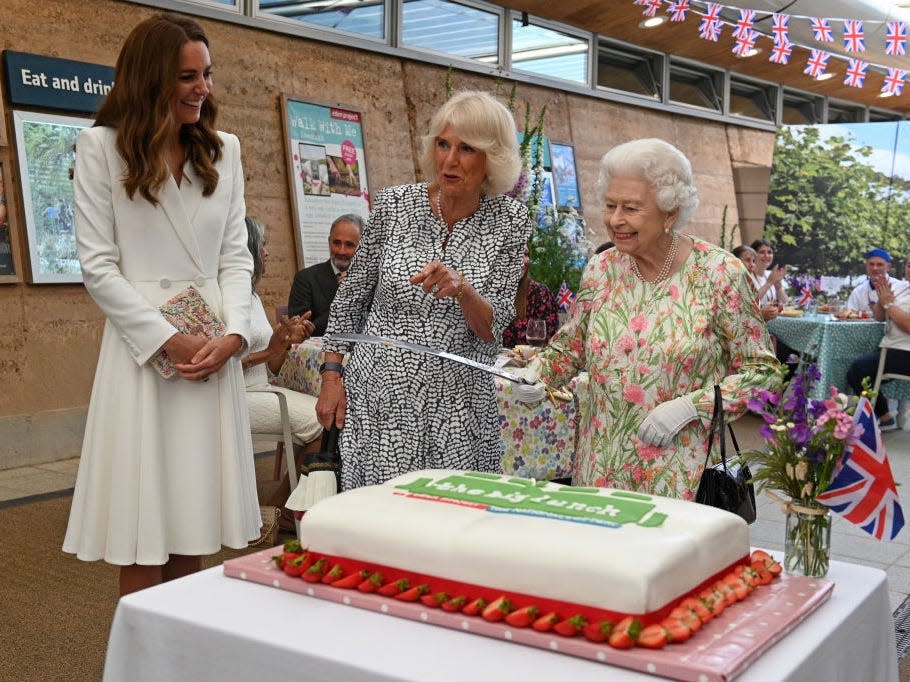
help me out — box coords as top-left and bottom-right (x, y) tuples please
(525, 318), (547, 347)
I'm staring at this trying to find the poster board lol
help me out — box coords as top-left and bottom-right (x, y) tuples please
(549, 141), (580, 210)
(12, 109), (93, 283)
(280, 95), (371, 269)
(0, 150), (23, 282)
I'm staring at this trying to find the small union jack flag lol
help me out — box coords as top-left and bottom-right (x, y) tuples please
(882, 68), (907, 96)
(844, 58), (869, 88)
(641, 0), (662, 18)
(733, 28), (758, 56)
(769, 40), (793, 65)
(797, 287), (813, 307)
(733, 8), (756, 39)
(669, 0), (689, 22)
(804, 49), (830, 78)
(811, 17), (834, 43)
(556, 282), (575, 312)
(885, 21), (908, 57)
(816, 397), (905, 541)
(771, 13), (790, 45)
(843, 19), (865, 52)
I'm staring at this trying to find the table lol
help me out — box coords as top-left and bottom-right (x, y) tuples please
(278, 339), (577, 481)
(103, 553), (898, 682)
(767, 315), (884, 399)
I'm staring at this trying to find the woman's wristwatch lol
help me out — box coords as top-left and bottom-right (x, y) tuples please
(319, 361), (345, 376)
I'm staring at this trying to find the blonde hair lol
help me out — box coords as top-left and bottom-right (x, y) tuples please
(597, 138), (699, 231)
(419, 91), (521, 197)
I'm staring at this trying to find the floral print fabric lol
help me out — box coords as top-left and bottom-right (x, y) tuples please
(537, 237), (783, 499)
(502, 279), (560, 348)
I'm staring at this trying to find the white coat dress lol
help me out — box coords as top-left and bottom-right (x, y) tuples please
(62, 126), (260, 565)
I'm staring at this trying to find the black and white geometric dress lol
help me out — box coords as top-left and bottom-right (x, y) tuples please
(323, 183), (531, 490)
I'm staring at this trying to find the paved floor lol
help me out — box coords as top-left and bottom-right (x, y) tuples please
(4, 427), (910, 615)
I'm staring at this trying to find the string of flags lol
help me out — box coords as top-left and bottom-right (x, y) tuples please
(631, 0), (908, 96)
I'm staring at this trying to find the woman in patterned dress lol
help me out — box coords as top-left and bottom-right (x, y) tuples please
(315, 91), (532, 490)
(527, 138), (783, 499)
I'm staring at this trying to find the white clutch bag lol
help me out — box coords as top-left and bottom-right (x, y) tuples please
(150, 285), (225, 379)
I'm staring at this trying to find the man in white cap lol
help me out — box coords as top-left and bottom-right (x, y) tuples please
(845, 248), (906, 313)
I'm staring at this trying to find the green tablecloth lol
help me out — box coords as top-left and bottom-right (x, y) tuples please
(767, 316), (885, 400)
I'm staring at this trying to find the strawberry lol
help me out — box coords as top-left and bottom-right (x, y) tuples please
(321, 564), (344, 584)
(678, 610), (702, 633)
(607, 616), (641, 649)
(331, 569), (370, 589)
(637, 624), (668, 649)
(283, 538), (303, 554)
(582, 619), (614, 643)
(441, 595), (467, 612)
(461, 597), (488, 616)
(553, 614), (587, 637)
(301, 558), (327, 583)
(421, 592), (449, 608)
(505, 605), (540, 628)
(378, 579), (411, 597)
(751, 549), (783, 576)
(531, 611), (560, 632)
(282, 554), (307, 577)
(395, 584), (430, 602)
(680, 597), (712, 623)
(750, 549), (773, 564)
(358, 571), (385, 593)
(659, 618), (692, 643)
(481, 596), (513, 622)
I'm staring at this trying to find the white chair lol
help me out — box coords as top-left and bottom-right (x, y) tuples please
(871, 347), (910, 431)
(247, 386), (303, 537)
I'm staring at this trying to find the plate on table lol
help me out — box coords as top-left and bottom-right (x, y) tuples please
(779, 308), (804, 318)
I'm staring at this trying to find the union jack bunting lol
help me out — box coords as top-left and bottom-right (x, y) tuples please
(733, 8), (756, 39)
(804, 49), (830, 78)
(815, 397), (905, 541)
(882, 68), (907, 96)
(811, 17), (834, 43)
(556, 282), (575, 312)
(668, 0), (689, 22)
(641, 0), (662, 18)
(844, 58), (869, 88)
(632, 0), (648, 5)
(771, 13), (790, 45)
(885, 21), (908, 56)
(769, 40), (793, 64)
(699, 19), (723, 41)
(733, 28), (758, 56)
(843, 19), (865, 52)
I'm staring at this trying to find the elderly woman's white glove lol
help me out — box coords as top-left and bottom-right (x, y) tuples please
(638, 396), (698, 447)
(510, 362), (547, 405)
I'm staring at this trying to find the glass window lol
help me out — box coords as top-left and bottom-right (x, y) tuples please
(869, 109), (902, 122)
(259, 0), (384, 40)
(729, 77), (776, 122)
(826, 102), (865, 123)
(668, 61), (722, 111)
(402, 0), (498, 61)
(781, 90), (823, 125)
(596, 42), (661, 100)
(511, 19), (588, 84)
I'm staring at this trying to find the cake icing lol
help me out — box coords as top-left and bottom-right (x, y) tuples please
(299, 469), (751, 616)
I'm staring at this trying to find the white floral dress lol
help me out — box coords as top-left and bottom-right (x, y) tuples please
(323, 183), (532, 490)
(538, 238), (783, 499)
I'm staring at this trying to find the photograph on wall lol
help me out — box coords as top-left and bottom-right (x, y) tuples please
(539, 171), (555, 209)
(764, 121), (910, 297)
(0, 154), (23, 282)
(549, 142), (580, 209)
(281, 95), (370, 268)
(13, 110), (93, 283)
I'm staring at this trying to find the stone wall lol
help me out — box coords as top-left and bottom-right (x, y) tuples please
(0, 0), (776, 468)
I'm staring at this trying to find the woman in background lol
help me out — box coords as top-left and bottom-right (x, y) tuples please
(751, 238), (788, 307)
(64, 14), (259, 595)
(733, 244), (779, 322)
(504, 245), (559, 348)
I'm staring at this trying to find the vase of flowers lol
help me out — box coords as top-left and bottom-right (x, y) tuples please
(742, 363), (869, 578)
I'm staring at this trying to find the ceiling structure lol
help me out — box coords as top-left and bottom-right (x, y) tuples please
(486, 0), (910, 114)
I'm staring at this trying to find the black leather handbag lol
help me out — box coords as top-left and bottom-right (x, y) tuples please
(694, 385), (757, 524)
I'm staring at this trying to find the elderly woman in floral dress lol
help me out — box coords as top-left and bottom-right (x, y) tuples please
(521, 138), (783, 499)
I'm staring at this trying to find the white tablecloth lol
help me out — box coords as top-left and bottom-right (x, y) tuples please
(103, 554), (898, 682)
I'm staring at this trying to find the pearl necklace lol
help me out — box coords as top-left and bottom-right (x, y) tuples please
(630, 233), (680, 283)
(435, 186), (447, 226)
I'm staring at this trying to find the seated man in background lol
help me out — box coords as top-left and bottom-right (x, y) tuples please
(846, 248), (906, 313)
(288, 213), (363, 336)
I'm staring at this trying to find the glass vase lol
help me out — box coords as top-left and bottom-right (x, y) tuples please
(783, 501), (831, 578)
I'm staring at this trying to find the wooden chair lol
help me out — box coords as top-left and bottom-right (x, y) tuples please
(872, 347), (910, 431)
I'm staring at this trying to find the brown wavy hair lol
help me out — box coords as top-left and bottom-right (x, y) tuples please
(94, 13), (222, 204)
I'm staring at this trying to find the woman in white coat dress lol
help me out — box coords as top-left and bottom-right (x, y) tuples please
(62, 13), (260, 596)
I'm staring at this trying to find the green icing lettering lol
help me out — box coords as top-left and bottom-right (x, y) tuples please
(395, 473), (666, 528)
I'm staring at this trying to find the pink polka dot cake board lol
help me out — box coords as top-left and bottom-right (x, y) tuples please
(224, 546), (833, 682)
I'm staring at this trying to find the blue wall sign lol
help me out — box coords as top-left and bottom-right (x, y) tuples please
(2, 51), (114, 114)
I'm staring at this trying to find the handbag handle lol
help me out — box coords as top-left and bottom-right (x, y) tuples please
(705, 385), (729, 473)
